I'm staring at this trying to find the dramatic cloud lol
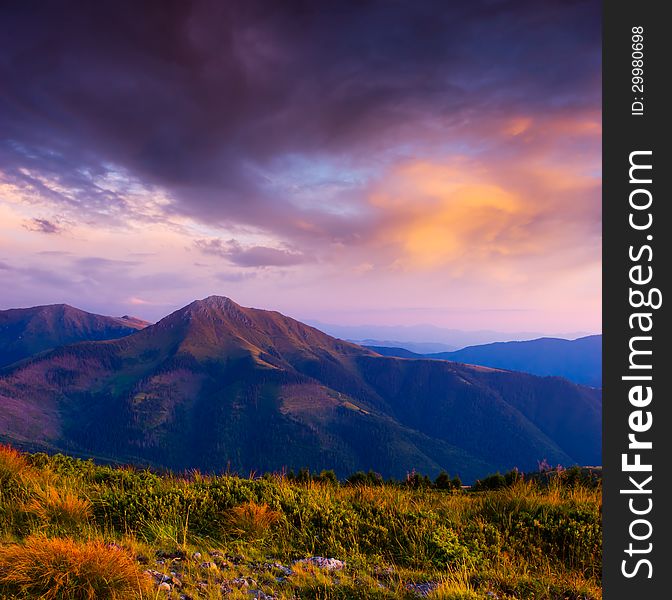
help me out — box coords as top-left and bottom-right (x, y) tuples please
(0, 0), (601, 332)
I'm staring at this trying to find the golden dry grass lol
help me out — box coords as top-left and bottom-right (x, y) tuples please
(227, 500), (282, 541)
(22, 485), (93, 533)
(0, 447), (602, 599)
(0, 536), (151, 599)
(495, 477), (602, 509)
(0, 445), (33, 488)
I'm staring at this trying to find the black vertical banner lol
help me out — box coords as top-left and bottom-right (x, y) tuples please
(603, 1), (671, 598)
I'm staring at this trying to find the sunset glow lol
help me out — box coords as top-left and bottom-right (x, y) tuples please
(0, 0), (600, 333)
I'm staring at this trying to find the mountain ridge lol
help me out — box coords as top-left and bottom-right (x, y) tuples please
(366, 335), (601, 387)
(307, 319), (593, 350)
(0, 296), (601, 482)
(0, 303), (149, 369)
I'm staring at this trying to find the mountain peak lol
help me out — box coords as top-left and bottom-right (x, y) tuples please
(116, 315), (150, 329)
(180, 295), (251, 325)
(0, 303), (145, 368)
(16, 303), (74, 314)
(146, 295), (372, 365)
(191, 295), (239, 310)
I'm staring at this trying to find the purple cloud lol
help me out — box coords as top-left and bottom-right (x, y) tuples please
(0, 0), (601, 333)
(0, 0), (600, 242)
(24, 218), (61, 234)
(195, 239), (309, 267)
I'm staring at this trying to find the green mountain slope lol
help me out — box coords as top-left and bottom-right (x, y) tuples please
(0, 304), (149, 369)
(0, 297), (601, 481)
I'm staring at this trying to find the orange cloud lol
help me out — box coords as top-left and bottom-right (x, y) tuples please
(359, 107), (601, 281)
(502, 117), (533, 137)
(370, 159), (540, 269)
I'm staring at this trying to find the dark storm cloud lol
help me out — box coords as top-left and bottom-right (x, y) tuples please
(0, 0), (600, 239)
(0, 140), (135, 225)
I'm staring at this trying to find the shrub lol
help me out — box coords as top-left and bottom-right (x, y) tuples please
(316, 469), (339, 485)
(473, 473), (506, 491)
(504, 468), (523, 487)
(0, 536), (151, 599)
(293, 468), (313, 483)
(435, 471), (451, 490)
(346, 470), (384, 486)
(435, 472), (462, 491)
(558, 465), (602, 489)
(429, 526), (480, 567)
(405, 470), (432, 490)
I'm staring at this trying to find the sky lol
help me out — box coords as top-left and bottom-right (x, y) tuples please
(0, 0), (601, 333)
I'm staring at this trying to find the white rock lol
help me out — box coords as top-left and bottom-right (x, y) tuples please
(294, 556), (345, 571)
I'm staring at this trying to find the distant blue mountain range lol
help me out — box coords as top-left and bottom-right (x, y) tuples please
(306, 320), (591, 350)
(367, 335), (602, 388)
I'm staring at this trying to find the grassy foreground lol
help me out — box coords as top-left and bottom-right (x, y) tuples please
(0, 446), (601, 599)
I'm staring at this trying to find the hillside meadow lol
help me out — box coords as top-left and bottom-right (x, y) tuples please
(0, 446), (601, 599)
